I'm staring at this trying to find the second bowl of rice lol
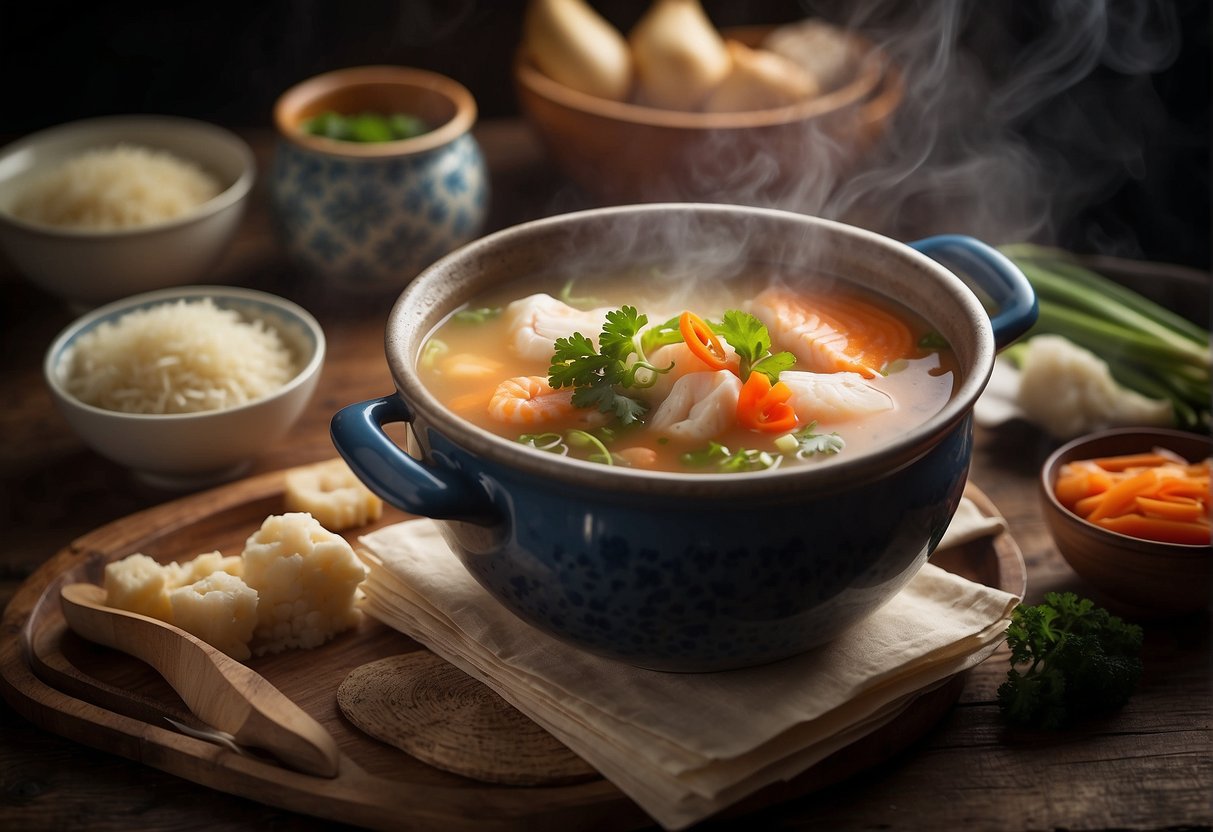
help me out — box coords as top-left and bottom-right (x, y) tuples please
(44, 285), (325, 490)
(0, 115), (255, 308)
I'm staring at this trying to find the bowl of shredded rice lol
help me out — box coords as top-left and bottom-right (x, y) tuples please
(0, 115), (255, 308)
(44, 285), (325, 489)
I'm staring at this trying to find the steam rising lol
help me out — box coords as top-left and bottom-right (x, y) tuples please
(798, 0), (1182, 249)
(567, 0), (1187, 258)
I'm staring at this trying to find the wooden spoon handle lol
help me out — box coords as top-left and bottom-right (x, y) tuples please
(60, 583), (340, 778)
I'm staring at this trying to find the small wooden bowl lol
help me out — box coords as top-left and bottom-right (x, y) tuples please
(1040, 428), (1211, 616)
(513, 26), (902, 205)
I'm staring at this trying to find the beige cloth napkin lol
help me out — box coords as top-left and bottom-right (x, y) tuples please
(356, 497), (1018, 830)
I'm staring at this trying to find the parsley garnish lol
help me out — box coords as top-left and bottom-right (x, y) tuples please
(998, 592), (1143, 729)
(548, 306), (672, 425)
(710, 310), (795, 382)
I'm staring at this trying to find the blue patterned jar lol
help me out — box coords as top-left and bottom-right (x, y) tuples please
(272, 66), (488, 294)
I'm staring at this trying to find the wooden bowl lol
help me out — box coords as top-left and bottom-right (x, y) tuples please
(513, 25), (902, 205)
(1040, 428), (1211, 616)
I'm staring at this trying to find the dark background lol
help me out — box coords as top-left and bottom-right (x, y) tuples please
(1, 0), (1208, 269)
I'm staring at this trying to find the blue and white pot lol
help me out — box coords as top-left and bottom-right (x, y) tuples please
(332, 204), (1036, 671)
(272, 66), (488, 295)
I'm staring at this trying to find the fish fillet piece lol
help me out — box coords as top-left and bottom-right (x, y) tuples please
(780, 370), (895, 423)
(649, 370), (743, 443)
(751, 287), (915, 378)
(503, 293), (613, 363)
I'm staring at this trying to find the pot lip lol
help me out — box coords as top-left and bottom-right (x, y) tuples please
(273, 65), (478, 159)
(386, 203), (993, 496)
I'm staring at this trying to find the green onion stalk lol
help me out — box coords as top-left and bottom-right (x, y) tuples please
(999, 244), (1211, 431)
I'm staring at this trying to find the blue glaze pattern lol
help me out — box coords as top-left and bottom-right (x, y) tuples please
(270, 134), (488, 292)
(332, 393), (972, 672)
(328, 205), (1033, 672)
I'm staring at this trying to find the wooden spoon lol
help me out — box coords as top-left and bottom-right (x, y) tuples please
(59, 582), (340, 778)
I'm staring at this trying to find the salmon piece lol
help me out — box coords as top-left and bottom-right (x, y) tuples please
(751, 287), (915, 378)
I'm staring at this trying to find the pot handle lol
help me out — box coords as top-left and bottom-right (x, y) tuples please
(330, 395), (495, 523)
(910, 235), (1038, 350)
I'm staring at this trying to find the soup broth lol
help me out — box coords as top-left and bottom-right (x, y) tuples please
(418, 266), (957, 474)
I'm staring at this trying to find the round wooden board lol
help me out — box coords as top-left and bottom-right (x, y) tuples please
(0, 467), (1024, 831)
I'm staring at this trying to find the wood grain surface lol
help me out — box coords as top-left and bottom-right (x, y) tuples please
(1, 122), (1209, 831)
(1, 466), (1022, 830)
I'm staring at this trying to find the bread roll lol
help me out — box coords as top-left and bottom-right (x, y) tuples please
(524, 0), (633, 101)
(628, 0), (731, 110)
(702, 40), (820, 112)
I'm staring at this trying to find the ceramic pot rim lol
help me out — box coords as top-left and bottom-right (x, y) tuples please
(386, 204), (994, 498)
(274, 65), (478, 158)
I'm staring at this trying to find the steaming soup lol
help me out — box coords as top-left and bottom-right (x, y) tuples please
(418, 267), (957, 474)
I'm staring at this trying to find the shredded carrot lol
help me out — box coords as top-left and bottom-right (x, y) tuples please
(1054, 450), (1211, 546)
(1095, 514), (1211, 546)
(736, 372), (797, 433)
(1055, 464), (1112, 509)
(679, 311), (728, 370)
(1085, 468), (1159, 523)
(1135, 496), (1206, 523)
(1091, 451), (1185, 472)
(1073, 492), (1107, 517)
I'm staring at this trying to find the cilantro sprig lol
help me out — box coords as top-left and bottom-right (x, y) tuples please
(548, 306), (672, 425)
(710, 310), (795, 382)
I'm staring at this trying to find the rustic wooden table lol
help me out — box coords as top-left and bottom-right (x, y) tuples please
(1, 121), (1209, 831)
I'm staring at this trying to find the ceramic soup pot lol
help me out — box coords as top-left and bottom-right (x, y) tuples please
(272, 66), (488, 295)
(332, 204), (1036, 671)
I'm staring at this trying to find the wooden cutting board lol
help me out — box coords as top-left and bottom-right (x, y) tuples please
(0, 469), (1024, 831)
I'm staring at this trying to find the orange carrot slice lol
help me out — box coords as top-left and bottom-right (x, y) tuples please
(736, 372), (797, 433)
(679, 311), (729, 371)
(1056, 451), (1211, 545)
(1092, 451), (1186, 472)
(1055, 467), (1112, 509)
(1085, 468), (1160, 523)
(1095, 514), (1211, 546)
(1134, 496), (1207, 523)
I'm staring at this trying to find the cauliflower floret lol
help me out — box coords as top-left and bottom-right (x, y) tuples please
(168, 571), (259, 660)
(1016, 335), (1174, 439)
(104, 553), (174, 621)
(283, 458), (383, 531)
(241, 512), (367, 655)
